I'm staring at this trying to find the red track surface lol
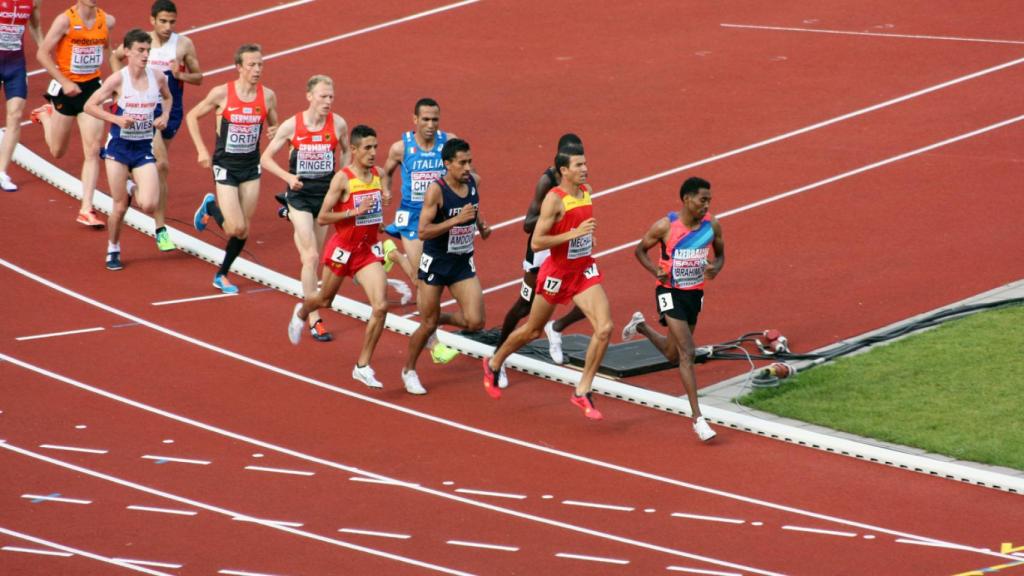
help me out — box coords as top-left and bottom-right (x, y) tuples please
(2, 1), (1023, 574)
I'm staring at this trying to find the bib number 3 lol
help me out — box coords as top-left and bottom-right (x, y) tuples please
(657, 292), (674, 312)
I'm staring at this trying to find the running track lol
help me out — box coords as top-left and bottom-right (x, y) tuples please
(2, 1), (1022, 574)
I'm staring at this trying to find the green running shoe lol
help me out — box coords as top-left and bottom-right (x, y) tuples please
(431, 342), (459, 364)
(155, 229), (176, 251)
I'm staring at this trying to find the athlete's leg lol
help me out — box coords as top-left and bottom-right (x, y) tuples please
(36, 104), (75, 158)
(490, 294), (557, 370)
(299, 266), (343, 320)
(0, 96), (26, 175)
(447, 275), (485, 332)
(400, 236), (423, 284)
(77, 112), (105, 216)
(405, 281), (444, 372)
(664, 317), (703, 417)
(129, 162), (160, 214)
(571, 284), (614, 396)
(552, 305), (587, 333)
(289, 209), (324, 326)
(637, 320), (677, 362)
(354, 262), (389, 367)
(497, 270), (537, 348)
(151, 131), (170, 229)
(105, 159), (130, 245)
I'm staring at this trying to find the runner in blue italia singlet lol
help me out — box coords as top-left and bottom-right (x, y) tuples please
(386, 128), (449, 240)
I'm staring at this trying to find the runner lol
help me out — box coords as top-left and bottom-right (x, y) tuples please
(83, 28), (170, 270)
(186, 43), (278, 294)
(0, 0), (41, 191)
(623, 176), (724, 441)
(110, 0), (203, 251)
(262, 74), (348, 342)
(33, 0), (114, 226)
(401, 138), (491, 395)
(483, 147), (611, 419)
(287, 125), (390, 389)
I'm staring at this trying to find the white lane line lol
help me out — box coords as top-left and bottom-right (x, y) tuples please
(233, 516), (303, 528)
(338, 528), (412, 540)
(21, 494), (91, 504)
(486, 53), (1024, 233)
(115, 558), (184, 569)
(454, 488), (527, 500)
(205, 0), (481, 76)
(671, 512), (745, 525)
(349, 476), (421, 488)
(141, 454), (211, 465)
(126, 504), (199, 516)
(447, 540), (519, 552)
(782, 525), (858, 538)
(244, 465), (315, 476)
(15, 327), (104, 341)
(556, 552), (630, 565)
(1, 443), (475, 576)
(562, 499), (635, 512)
(721, 23), (1024, 45)
(2, 545), (74, 557)
(39, 443), (108, 454)
(219, 570), (286, 576)
(26, 0), (317, 77)
(152, 293), (237, 306)
(0, 526), (172, 575)
(666, 567), (742, 576)
(894, 538), (980, 552)
(0, 317), (1011, 568)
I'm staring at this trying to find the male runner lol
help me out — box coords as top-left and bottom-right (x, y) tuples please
(187, 43), (278, 294)
(33, 0), (114, 226)
(622, 176), (724, 441)
(84, 28), (170, 270)
(495, 134), (587, 385)
(384, 97), (458, 363)
(111, 0), (203, 251)
(401, 138), (490, 395)
(262, 74), (348, 341)
(483, 148), (612, 419)
(0, 0), (41, 191)
(288, 125), (389, 389)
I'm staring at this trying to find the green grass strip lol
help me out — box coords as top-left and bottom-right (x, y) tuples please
(739, 304), (1024, 471)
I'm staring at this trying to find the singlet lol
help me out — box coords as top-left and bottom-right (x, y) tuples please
(332, 166), (383, 246)
(423, 175), (479, 259)
(0, 0), (34, 55)
(146, 32), (183, 111)
(548, 186), (594, 272)
(212, 81), (266, 164)
(399, 130), (448, 209)
(109, 68), (160, 141)
(658, 212), (714, 290)
(288, 112), (337, 196)
(55, 6), (107, 82)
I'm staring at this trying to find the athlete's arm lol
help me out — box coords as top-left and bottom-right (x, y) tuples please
(176, 36), (203, 86)
(334, 113), (351, 179)
(531, 192), (594, 251)
(27, 0), (43, 46)
(634, 217), (671, 283)
(706, 217), (725, 280)
(260, 116), (300, 190)
(185, 84), (225, 168)
(109, 44), (126, 73)
(36, 13), (75, 94)
(263, 87), (279, 141)
(524, 170), (556, 234)
(316, 171), (349, 226)
(382, 139), (403, 196)
(417, 182), (475, 240)
(83, 72), (128, 127)
(103, 13), (115, 72)
(154, 73), (172, 131)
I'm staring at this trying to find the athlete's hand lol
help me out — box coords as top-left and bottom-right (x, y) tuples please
(286, 174), (303, 191)
(479, 222), (492, 240)
(706, 258), (722, 280)
(655, 267), (669, 283)
(573, 218), (596, 238)
(382, 190), (392, 207)
(354, 197), (375, 215)
(265, 125), (278, 140)
(154, 116), (168, 131)
(115, 116), (135, 130)
(456, 203), (477, 223)
(61, 79), (81, 97)
(196, 150), (211, 169)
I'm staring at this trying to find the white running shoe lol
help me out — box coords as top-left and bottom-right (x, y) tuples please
(544, 320), (564, 364)
(388, 278), (412, 305)
(693, 416), (717, 442)
(622, 311), (645, 341)
(352, 364), (383, 389)
(126, 178), (136, 197)
(498, 364), (509, 389)
(287, 303), (304, 345)
(0, 172), (18, 192)
(402, 369), (427, 395)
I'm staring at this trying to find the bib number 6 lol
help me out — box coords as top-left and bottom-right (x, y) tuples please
(395, 210), (410, 227)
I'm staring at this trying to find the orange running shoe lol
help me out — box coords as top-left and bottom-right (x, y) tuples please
(570, 392), (603, 420)
(30, 104), (52, 124)
(76, 210), (105, 228)
(482, 357), (501, 399)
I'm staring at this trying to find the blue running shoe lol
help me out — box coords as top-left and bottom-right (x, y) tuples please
(194, 193), (215, 231)
(105, 251), (123, 271)
(213, 274), (239, 294)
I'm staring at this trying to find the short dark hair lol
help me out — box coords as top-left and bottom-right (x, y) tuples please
(350, 125), (377, 146)
(555, 145), (584, 173)
(414, 98), (439, 116)
(557, 133), (583, 153)
(441, 138), (470, 162)
(151, 0), (177, 17)
(234, 44), (262, 66)
(680, 177), (711, 199)
(123, 28), (152, 50)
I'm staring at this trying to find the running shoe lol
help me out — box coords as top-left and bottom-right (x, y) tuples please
(105, 251), (123, 271)
(431, 342), (459, 364)
(0, 172), (17, 192)
(287, 303), (303, 345)
(77, 209), (105, 228)
(401, 369), (427, 395)
(498, 363), (509, 389)
(193, 193), (215, 231)
(388, 278), (412, 305)
(30, 104), (51, 124)
(621, 311), (645, 341)
(352, 364), (383, 389)
(213, 274), (239, 295)
(570, 392), (603, 420)
(544, 320), (564, 364)
(310, 319), (333, 342)
(482, 357), (501, 399)
(155, 229), (176, 251)
(382, 239), (399, 273)
(126, 178), (136, 198)
(275, 192), (289, 219)
(693, 416), (717, 442)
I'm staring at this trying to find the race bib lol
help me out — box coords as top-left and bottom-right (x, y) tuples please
(657, 292), (674, 312)
(583, 263), (599, 280)
(447, 223), (476, 255)
(520, 280), (533, 301)
(353, 191), (383, 227)
(410, 171), (438, 202)
(296, 147), (334, 178)
(0, 24), (25, 52)
(119, 111), (155, 141)
(395, 210), (410, 227)
(212, 165), (227, 181)
(329, 246), (351, 265)
(418, 253), (433, 273)
(70, 44), (103, 76)
(671, 251), (708, 288)
(225, 123), (260, 154)
(567, 234), (593, 259)
(47, 79), (62, 97)
(370, 242), (384, 259)
(469, 256), (476, 273)
(542, 276), (562, 294)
